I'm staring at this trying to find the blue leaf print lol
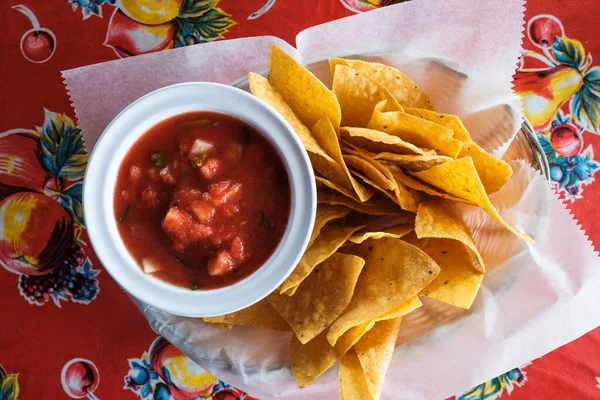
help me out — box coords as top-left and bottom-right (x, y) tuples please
(140, 383), (151, 398)
(457, 367), (527, 400)
(552, 36), (586, 70)
(38, 110), (87, 182)
(57, 182), (84, 226)
(570, 67), (600, 132)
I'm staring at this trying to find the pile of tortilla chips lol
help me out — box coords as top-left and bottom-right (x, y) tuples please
(203, 45), (532, 399)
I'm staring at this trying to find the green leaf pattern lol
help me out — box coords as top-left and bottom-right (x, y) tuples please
(571, 67), (600, 132)
(38, 109), (87, 181)
(0, 373), (20, 400)
(175, 0), (236, 47)
(552, 36), (587, 70)
(178, 0), (216, 19)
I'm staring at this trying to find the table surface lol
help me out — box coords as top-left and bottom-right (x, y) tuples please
(1, 1), (600, 399)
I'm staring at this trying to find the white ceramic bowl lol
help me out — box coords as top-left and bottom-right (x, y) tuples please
(83, 82), (316, 317)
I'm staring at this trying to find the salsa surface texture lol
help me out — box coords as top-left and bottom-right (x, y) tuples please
(114, 111), (291, 290)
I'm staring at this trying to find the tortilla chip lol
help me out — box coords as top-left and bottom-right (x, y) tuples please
(342, 147), (425, 211)
(343, 154), (396, 191)
(349, 167), (422, 213)
(332, 64), (403, 127)
(383, 162), (466, 203)
(377, 296), (422, 320)
(348, 225), (414, 244)
(203, 322), (233, 330)
(310, 205), (351, 247)
(268, 253), (365, 344)
(317, 190), (404, 217)
(313, 117), (373, 201)
(203, 299), (290, 331)
(342, 145), (407, 186)
(415, 200), (485, 272)
(248, 73), (349, 189)
(410, 158), (533, 243)
(327, 238), (440, 346)
(341, 127), (429, 155)
(374, 99), (404, 112)
(340, 350), (373, 400)
(315, 176), (373, 203)
(329, 58), (433, 110)
(367, 110), (462, 158)
(375, 152), (452, 172)
(269, 45), (341, 129)
(417, 238), (484, 309)
(280, 225), (363, 295)
(405, 108), (512, 193)
(291, 321), (374, 387)
(354, 317), (403, 399)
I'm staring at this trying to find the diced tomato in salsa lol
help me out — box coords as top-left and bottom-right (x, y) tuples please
(114, 111), (290, 290)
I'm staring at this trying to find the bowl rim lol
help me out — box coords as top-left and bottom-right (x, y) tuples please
(83, 82), (316, 317)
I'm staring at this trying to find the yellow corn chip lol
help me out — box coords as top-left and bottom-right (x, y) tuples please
(317, 190), (404, 217)
(417, 238), (484, 309)
(341, 127), (429, 155)
(327, 238), (440, 346)
(348, 225), (414, 244)
(410, 158), (533, 243)
(343, 154), (396, 191)
(354, 317), (403, 399)
(203, 322), (233, 330)
(269, 45), (341, 129)
(203, 299), (290, 331)
(383, 162), (466, 203)
(415, 200), (485, 272)
(374, 99), (404, 112)
(329, 58), (433, 110)
(405, 108), (512, 193)
(309, 204), (351, 247)
(332, 64), (403, 127)
(375, 152), (452, 172)
(367, 110), (462, 158)
(316, 176), (374, 203)
(291, 321), (374, 387)
(340, 350), (373, 400)
(280, 225), (363, 295)
(268, 253), (365, 344)
(377, 296), (422, 320)
(349, 167), (422, 213)
(248, 73), (349, 189)
(313, 117), (373, 201)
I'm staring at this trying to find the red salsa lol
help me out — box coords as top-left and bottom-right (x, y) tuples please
(114, 111), (291, 290)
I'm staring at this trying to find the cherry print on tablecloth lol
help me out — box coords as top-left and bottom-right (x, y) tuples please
(12, 5), (56, 64)
(515, 14), (600, 201)
(124, 337), (257, 400)
(61, 358), (100, 399)
(0, 110), (101, 306)
(527, 14), (564, 48)
(339, 0), (407, 13)
(248, 0), (277, 20)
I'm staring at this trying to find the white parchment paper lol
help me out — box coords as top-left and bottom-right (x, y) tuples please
(63, 0), (600, 398)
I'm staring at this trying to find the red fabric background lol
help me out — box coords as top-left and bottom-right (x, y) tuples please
(1, 1), (600, 399)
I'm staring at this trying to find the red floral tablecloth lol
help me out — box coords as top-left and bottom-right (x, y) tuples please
(1, 1), (600, 399)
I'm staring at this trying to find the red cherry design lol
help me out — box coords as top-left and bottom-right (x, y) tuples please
(21, 30), (55, 63)
(213, 388), (244, 400)
(13, 5), (56, 63)
(527, 14), (564, 48)
(61, 358), (100, 398)
(550, 124), (584, 157)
